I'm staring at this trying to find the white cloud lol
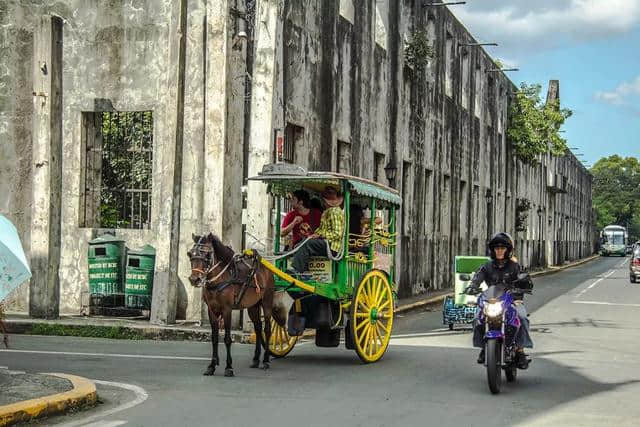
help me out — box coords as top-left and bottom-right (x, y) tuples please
(595, 76), (640, 106)
(451, 0), (640, 51)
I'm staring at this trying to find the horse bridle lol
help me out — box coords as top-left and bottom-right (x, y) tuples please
(188, 237), (229, 287)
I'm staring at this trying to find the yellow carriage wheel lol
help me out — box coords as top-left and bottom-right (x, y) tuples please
(262, 316), (298, 358)
(350, 270), (394, 363)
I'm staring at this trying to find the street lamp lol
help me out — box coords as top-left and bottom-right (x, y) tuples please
(422, 1), (467, 6)
(459, 42), (498, 47)
(486, 68), (519, 73)
(384, 162), (398, 188)
(458, 42), (498, 53)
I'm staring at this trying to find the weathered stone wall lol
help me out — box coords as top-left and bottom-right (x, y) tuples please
(265, 0), (594, 296)
(0, 0), (247, 321)
(1, 0), (594, 317)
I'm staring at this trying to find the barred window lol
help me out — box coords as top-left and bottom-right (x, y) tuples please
(373, 151), (385, 183)
(80, 111), (153, 229)
(337, 140), (352, 174)
(283, 123), (303, 164)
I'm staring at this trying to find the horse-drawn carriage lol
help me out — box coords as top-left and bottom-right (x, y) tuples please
(247, 163), (401, 363)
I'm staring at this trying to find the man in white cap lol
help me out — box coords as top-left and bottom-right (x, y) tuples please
(291, 186), (345, 275)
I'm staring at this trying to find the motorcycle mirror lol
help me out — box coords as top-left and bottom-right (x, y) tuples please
(459, 273), (472, 281)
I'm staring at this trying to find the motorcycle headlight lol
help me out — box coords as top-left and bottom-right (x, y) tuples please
(484, 301), (504, 318)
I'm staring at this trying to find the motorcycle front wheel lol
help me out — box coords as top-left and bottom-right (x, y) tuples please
(486, 339), (502, 394)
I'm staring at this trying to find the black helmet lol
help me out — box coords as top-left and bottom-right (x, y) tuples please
(488, 232), (514, 260)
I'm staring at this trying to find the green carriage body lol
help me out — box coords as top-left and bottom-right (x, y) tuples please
(248, 164), (402, 300)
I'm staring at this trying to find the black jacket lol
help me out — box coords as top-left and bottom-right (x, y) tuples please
(471, 259), (526, 299)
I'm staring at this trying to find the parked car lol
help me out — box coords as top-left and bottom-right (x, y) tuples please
(631, 248), (640, 283)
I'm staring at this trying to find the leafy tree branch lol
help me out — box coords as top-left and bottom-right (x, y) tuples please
(507, 83), (573, 164)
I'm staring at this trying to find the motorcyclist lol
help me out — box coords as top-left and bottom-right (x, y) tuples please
(468, 232), (533, 369)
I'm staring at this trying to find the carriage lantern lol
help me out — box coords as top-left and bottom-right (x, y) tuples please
(384, 162), (397, 188)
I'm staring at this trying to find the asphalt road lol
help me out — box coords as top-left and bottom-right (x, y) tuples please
(2, 256), (639, 427)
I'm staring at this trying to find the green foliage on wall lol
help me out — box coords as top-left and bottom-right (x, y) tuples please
(591, 155), (640, 240)
(507, 83), (573, 164)
(515, 198), (532, 232)
(405, 30), (435, 70)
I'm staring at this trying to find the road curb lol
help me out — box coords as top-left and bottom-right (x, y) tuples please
(394, 254), (601, 314)
(395, 293), (453, 314)
(529, 254), (600, 278)
(4, 320), (252, 344)
(0, 373), (97, 426)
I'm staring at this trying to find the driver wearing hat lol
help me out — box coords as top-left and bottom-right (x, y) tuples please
(291, 186), (345, 275)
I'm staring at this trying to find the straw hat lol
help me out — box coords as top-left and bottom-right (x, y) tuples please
(322, 186), (343, 207)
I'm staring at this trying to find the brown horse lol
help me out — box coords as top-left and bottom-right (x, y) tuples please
(187, 233), (275, 377)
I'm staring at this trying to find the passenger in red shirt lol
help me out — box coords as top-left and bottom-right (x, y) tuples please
(281, 189), (322, 248)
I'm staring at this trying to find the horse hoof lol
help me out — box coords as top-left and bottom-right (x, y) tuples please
(224, 369), (234, 377)
(262, 363), (270, 370)
(203, 367), (215, 376)
(250, 361), (260, 369)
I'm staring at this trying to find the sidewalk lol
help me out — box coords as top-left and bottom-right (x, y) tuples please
(0, 368), (96, 426)
(3, 254), (600, 343)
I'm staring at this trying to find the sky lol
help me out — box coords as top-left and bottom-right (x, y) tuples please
(448, 0), (640, 166)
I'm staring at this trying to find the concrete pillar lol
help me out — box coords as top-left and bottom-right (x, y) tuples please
(151, 0), (187, 325)
(29, 15), (63, 319)
(244, 0), (281, 331)
(246, 0), (280, 251)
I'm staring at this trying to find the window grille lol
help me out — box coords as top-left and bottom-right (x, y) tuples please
(337, 140), (352, 174)
(373, 152), (385, 183)
(80, 111), (153, 229)
(283, 123), (303, 164)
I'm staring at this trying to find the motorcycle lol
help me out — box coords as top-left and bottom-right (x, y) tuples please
(464, 273), (533, 394)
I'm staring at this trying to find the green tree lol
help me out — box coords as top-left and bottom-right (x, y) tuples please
(507, 83), (573, 164)
(591, 155), (640, 240)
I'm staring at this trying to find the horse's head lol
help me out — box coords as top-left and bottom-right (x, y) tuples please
(187, 234), (215, 287)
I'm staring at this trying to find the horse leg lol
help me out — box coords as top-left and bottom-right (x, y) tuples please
(223, 310), (234, 377)
(247, 305), (262, 368)
(204, 306), (219, 376)
(262, 304), (272, 370)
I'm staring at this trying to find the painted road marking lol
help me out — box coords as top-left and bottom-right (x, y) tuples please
(391, 330), (469, 339)
(79, 421), (127, 427)
(58, 380), (148, 427)
(575, 269), (615, 298)
(0, 349), (211, 361)
(572, 301), (640, 308)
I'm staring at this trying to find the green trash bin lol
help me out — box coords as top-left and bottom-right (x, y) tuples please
(88, 234), (126, 308)
(125, 245), (156, 309)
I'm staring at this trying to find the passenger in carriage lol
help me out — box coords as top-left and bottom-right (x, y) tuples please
(290, 186), (345, 276)
(349, 204), (369, 254)
(280, 189), (321, 250)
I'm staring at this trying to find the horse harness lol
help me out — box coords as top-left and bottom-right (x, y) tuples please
(191, 241), (263, 308)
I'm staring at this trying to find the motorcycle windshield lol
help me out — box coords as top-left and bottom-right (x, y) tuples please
(484, 285), (507, 299)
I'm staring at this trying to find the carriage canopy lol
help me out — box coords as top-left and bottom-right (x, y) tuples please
(248, 163), (402, 207)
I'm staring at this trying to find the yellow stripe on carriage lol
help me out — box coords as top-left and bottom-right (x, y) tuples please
(245, 250), (316, 294)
